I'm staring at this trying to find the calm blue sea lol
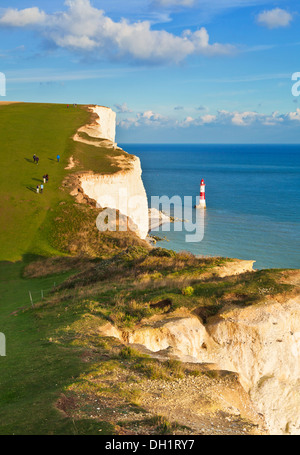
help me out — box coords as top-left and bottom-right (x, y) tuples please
(120, 144), (300, 269)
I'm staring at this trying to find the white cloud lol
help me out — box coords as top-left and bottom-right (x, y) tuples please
(257, 8), (293, 29)
(201, 114), (216, 124)
(114, 103), (133, 113)
(217, 109), (284, 126)
(138, 110), (166, 122)
(153, 0), (195, 7)
(118, 107), (300, 130)
(179, 113), (216, 127)
(0, 0), (234, 64)
(180, 116), (195, 127)
(288, 108), (300, 121)
(118, 109), (169, 128)
(0, 7), (46, 27)
(231, 111), (259, 126)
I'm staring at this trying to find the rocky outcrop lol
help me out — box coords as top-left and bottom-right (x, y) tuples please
(99, 285), (300, 435)
(206, 297), (300, 435)
(214, 260), (256, 277)
(149, 208), (172, 231)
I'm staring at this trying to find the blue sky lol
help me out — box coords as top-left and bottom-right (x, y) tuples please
(0, 0), (299, 143)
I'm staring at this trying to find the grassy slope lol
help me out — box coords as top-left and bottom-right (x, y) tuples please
(0, 103), (90, 261)
(0, 249), (294, 435)
(0, 103), (130, 261)
(0, 262), (114, 434)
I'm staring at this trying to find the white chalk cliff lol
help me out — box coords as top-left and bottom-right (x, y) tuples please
(74, 105), (149, 239)
(77, 105), (117, 143)
(99, 269), (300, 435)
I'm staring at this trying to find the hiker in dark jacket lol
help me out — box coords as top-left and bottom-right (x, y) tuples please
(36, 156), (39, 165)
(33, 154), (36, 163)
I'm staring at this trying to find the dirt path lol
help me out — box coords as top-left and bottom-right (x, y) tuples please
(125, 373), (268, 435)
(0, 101), (21, 105)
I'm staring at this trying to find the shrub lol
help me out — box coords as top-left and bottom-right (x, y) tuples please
(182, 286), (194, 296)
(149, 248), (176, 258)
(118, 346), (137, 359)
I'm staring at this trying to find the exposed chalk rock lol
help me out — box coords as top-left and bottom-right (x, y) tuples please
(206, 297), (300, 435)
(72, 105), (149, 239)
(215, 260), (256, 277)
(80, 156), (149, 239)
(149, 208), (172, 231)
(77, 105), (116, 143)
(99, 292), (300, 434)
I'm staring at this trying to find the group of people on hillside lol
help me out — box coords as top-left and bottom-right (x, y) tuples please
(31, 153), (60, 194)
(36, 175), (49, 194)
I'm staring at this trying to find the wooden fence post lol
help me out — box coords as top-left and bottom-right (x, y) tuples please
(29, 291), (34, 308)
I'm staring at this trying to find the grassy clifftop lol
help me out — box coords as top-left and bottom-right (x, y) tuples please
(0, 103), (88, 261)
(0, 103), (134, 262)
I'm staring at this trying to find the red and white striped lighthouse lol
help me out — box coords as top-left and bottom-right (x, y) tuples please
(197, 179), (206, 208)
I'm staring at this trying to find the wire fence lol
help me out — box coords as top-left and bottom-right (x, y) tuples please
(28, 282), (58, 308)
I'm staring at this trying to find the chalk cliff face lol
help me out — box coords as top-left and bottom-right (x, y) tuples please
(93, 106), (116, 143)
(99, 289), (300, 435)
(77, 105), (116, 143)
(80, 156), (149, 239)
(206, 297), (300, 435)
(74, 105), (149, 239)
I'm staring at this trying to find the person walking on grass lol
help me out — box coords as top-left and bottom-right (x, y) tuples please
(36, 185), (39, 194)
(33, 154), (36, 163)
(46, 174), (49, 183)
(57, 154), (60, 163)
(40, 184), (44, 194)
(43, 175), (46, 183)
(36, 156), (39, 165)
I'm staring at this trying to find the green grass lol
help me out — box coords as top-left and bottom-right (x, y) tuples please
(0, 261), (115, 435)
(71, 140), (132, 175)
(0, 103), (90, 261)
(0, 102), (131, 262)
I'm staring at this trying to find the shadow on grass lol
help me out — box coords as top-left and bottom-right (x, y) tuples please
(24, 158), (35, 164)
(26, 186), (37, 193)
(32, 178), (43, 183)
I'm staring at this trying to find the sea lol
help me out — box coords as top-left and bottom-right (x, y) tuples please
(120, 144), (300, 270)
